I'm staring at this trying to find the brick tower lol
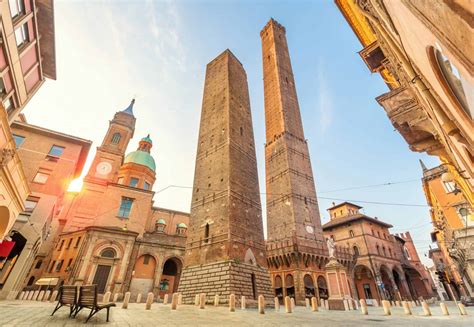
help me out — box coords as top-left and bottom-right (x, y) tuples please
(261, 19), (351, 304)
(177, 50), (272, 304)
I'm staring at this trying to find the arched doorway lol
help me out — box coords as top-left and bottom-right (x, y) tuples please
(130, 254), (156, 295)
(317, 276), (328, 300)
(159, 257), (182, 298)
(392, 269), (406, 300)
(380, 266), (394, 300)
(353, 265), (378, 303)
(274, 275), (283, 301)
(92, 247), (116, 294)
(404, 268), (430, 300)
(304, 274), (315, 298)
(285, 274), (295, 298)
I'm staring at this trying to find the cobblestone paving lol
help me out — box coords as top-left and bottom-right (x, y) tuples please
(0, 300), (472, 326)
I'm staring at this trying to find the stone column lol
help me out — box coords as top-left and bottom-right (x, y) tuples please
(399, 276), (412, 300)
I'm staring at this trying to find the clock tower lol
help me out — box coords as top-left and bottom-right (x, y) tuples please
(85, 99), (136, 183)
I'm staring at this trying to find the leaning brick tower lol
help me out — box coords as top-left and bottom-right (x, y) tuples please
(261, 18), (333, 304)
(177, 49), (272, 304)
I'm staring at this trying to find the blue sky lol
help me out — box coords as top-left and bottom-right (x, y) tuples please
(25, 0), (441, 264)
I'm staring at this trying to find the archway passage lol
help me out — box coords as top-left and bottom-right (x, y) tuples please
(285, 274), (295, 299)
(159, 257), (182, 298)
(274, 275), (283, 301)
(392, 269), (407, 300)
(317, 276), (328, 300)
(0, 231), (27, 288)
(404, 268), (430, 300)
(353, 265), (379, 303)
(380, 266), (394, 300)
(130, 254), (157, 295)
(304, 274), (315, 298)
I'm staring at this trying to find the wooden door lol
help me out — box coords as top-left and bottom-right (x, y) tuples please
(92, 265), (111, 294)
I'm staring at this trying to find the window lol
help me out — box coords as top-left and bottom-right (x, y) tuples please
(240, 127), (243, 136)
(431, 47), (473, 120)
(144, 182), (151, 190)
(389, 248), (392, 257)
(12, 134), (25, 148)
(0, 78), (6, 96)
(111, 132), (121, 144)
(66, 259), (73, 269)
(204, 223), (210, 243)
(14, 22), (29, 47)
(74, 237), (81, 248)
(382, 247), (386, 257)
(101, 248), (116, 258)
(129, 177), (139, 188)
(376, 245), (380, 255)
(443, 181), (456, 193)
(48, 145), (65, 157)
(55, 260), (64, 272)
(24, 197), (39, 212)
(349, 230), (354, 238)
(34, 260), (42, 269)
(363, 284), (373, 299)
(371, 229), (374, 236)
(143, 255), (150, 265)
(33, 171), (49, 184)
(118, 197), (133, 218)
(3, 97), (14, 112)
(66, 238), (72, 249)
(9, 0), (25, 18)
(27, 276), (35, 286)
(117, 177), (124, 185)
(49, 261), (56, 273)
(58, 240), (65, 251)
(353, 246), (359, 256)
(377, 231), (381, 238)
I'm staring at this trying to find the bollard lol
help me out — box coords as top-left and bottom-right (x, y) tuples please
(43, 290), (50, 302)
(171, 293), (179, 310)
(439, 302), (449, 315)
(214, 294), (219, 306)
(145, 292), (154, 310)
(411, 300), (416, 308)
(19, 291), (25, 300)
(372, 299), (379, 307)
(258, 295), (265, 314)
(28, 291), (34, 300)
(348, 299), (354, 310)
(458, 303), (468, 315)
(32, 291), (39, 301)
(164, 294), (169, 305)
(194, 294), (200, 306)
(421, 301), (431, 316)
(156, 295), (161, 303)
(285, 296), (292, 313)
(360, 299), (368, 315)
(122, 292), (131, 309)
(382, 300), (391, 316)
(402, 301), (412, 315)
(291, 297), (295, 310)
(199, 293), (206, 309)
(136, 293), (142, 303)
(50, 290), (58, 302)
(390, 301), (395, 307)
(37, 290), (44, 301)
(311, 297), (318, 312)
(241, 296), (246, 310)
(114, 293), (121, 303)
(178, 293), (182, 305)
(354, 299), (359, 309)
(103, 291), (111, 303)
(274, 297), (280, 312)
(343, 299), (349, 311)
(229, 294), (235, 312)
(305, 298), (310, 309)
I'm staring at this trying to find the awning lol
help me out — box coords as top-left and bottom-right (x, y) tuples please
(35, 277), (59, 286)
(0, 241), (15, 258)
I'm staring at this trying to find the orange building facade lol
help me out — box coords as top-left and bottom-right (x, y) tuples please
(323, 202), (435, 303)
(22, 101), (189, 300)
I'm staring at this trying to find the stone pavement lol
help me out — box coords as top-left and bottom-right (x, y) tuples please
(0, 300), (472, 326)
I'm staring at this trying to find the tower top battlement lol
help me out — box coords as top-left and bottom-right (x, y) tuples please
(260, 18), (286, 36)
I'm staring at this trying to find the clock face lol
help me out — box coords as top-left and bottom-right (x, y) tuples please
(306, 226), (314, 234)
(96, 161), (112, 175)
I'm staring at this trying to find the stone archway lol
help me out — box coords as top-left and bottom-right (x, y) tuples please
(159, 257), (182, 298)
(274, 275), (283, 301)
(404, 268), (430, 300)
(392, 268), (408, 300)
(304, 274), (315, 298)
(353, 265), (379, 302)
(285, 274), (295, 298)
(317, 275), (328, 300)
(380, 266), (394, 301)
(130, 254), (157, 296)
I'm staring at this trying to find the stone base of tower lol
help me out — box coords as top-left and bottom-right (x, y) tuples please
(177, 260), (273, 306)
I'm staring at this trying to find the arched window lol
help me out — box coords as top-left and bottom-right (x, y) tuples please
(35, 260), (42, 269)
(389, 248), (392, 257)
(353, 246), (359, 256)
(349, 230), (354, 238)
(111, 133), (121, 144)
(376, 245), (380, 255)
(101, 248), (116, 258)
(382, 246), (386, 257)
(27, 276), (35, 286)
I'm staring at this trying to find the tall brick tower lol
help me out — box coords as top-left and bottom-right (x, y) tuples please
(261, 19), (339, 304)
(177, 50), (272, 303)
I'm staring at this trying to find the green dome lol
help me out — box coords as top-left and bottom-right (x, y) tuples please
(157, 219), (166, 225)
(123, 150), (156, 172)
(177, 223), (187, 228)
(141, 135), (153, 144)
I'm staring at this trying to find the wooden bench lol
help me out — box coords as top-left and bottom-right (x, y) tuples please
(74, 285), (115, 322)
(51, 285), (77, 317)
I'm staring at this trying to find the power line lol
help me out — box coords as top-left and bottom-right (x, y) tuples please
(318, 179), (419, 193)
